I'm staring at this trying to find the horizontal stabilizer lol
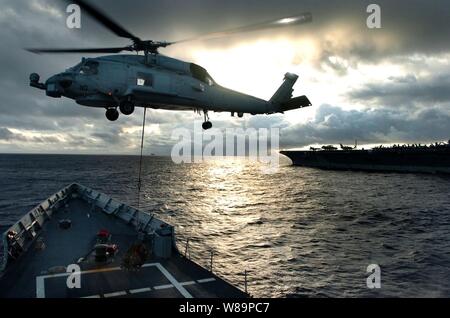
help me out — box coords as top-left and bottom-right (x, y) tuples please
(279, 95), (312, 112)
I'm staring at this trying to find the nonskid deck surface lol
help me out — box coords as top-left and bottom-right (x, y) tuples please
(0, 196), (246, 298)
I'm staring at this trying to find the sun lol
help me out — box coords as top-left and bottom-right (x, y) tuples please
(189, 39), (313, 100)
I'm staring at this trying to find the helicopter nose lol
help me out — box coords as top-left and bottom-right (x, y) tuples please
(45, 74), (72, 97)
(45, 76), (62, 98)
(59, 79), (73, 89)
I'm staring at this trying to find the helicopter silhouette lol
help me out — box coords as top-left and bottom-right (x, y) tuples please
(28, 0), (312, 130)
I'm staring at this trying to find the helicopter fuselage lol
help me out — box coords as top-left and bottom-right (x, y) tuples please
(27, 1), (312, 127)
(30, 54), (312, 125)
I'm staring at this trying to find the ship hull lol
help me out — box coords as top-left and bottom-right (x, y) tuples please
(281, 149), (450, 174)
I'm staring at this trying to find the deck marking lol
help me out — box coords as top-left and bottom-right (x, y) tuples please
(142, 262), (161, 268)
(36, 276), (46, 298)
(37, 265), (123, 280)
(104, 291), (127, 298)
(35, 262), (195, 298)
(35, 266), (124, 298)
(129, 287), (151, 294)
(79, 278), (216, 298)
(154, 263), (193, 298)
(197, 278), (216, 284)
(153, 284), (174, 290)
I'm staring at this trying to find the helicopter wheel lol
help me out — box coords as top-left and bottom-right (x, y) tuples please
(106, 108), (119, 122)
(119, 102), (135, 115)
(202, 121), (213, 130)
(202, 110), (213, 130)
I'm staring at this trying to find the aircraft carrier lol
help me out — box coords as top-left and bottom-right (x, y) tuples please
(281, 141), (450, 174)
(0, 184), (248, 298)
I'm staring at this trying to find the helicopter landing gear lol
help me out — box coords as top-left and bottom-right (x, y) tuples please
(119, 101), (135, 115)
(202, 121), (213, 130)
(231, 112), (244, 118)
(106, 108), (119, 121)
(202, 110), (212, 130)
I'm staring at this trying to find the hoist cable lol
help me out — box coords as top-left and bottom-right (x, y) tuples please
(137, 107), (147, 213)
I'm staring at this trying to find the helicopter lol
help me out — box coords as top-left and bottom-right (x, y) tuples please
(321, 145), (338, 151)
(340, 140), (358, 151)
(28, 0), (313, 130)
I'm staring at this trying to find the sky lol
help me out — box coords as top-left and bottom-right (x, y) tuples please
(0, 0), (450, 154)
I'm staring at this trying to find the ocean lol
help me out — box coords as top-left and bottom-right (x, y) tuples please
(1, 154), (450, 297)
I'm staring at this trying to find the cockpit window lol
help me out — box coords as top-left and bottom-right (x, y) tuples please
(80, 60), (99, 75)
(68, 62), (82, 73)
(68, 60), (100, 75)
(190, 64), (215, 86)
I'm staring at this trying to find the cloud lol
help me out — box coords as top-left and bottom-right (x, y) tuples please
(348, 72), (450, 108)
(0, 127), (61, 143)
(1, 0), (450, 153)
(91, 131), (122, 145)
(281, 104), (450, 148)
(0, 127), (14, 141)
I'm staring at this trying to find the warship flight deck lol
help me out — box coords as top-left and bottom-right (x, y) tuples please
(281, 141), (450, 174)
(0, 184), (248, 298)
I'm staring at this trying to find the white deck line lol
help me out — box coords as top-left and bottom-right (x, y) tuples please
(36, 266), (124, 298)
(129, 287), (151, 294)
(153, 284), (174, 290)
(104, 291), (127, 298)
(37, 265), (123, 280)
(36, 262), (194, 299)
(36, 276), (46, 298)
(197, 278), (216, 284)
(78, 278), (216, 298)
(154, 263), (193, 298)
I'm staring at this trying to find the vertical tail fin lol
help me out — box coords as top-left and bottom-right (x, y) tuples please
(270, 73), (299, 104)
(270, 73), (312, 112)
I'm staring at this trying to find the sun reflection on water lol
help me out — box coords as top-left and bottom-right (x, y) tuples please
(127, 155), (450, 297)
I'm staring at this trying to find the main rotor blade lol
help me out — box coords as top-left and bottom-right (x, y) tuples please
(70, 0), (140, 42)
(174, 12), (312, 44)
(26, 47), (131, 54)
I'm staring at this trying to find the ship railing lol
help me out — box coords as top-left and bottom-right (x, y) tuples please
(176, 237), (251, 295)
(0, 183), (175, 273)
(0, 184), (74, 273)
(74, 183), (173, 237)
